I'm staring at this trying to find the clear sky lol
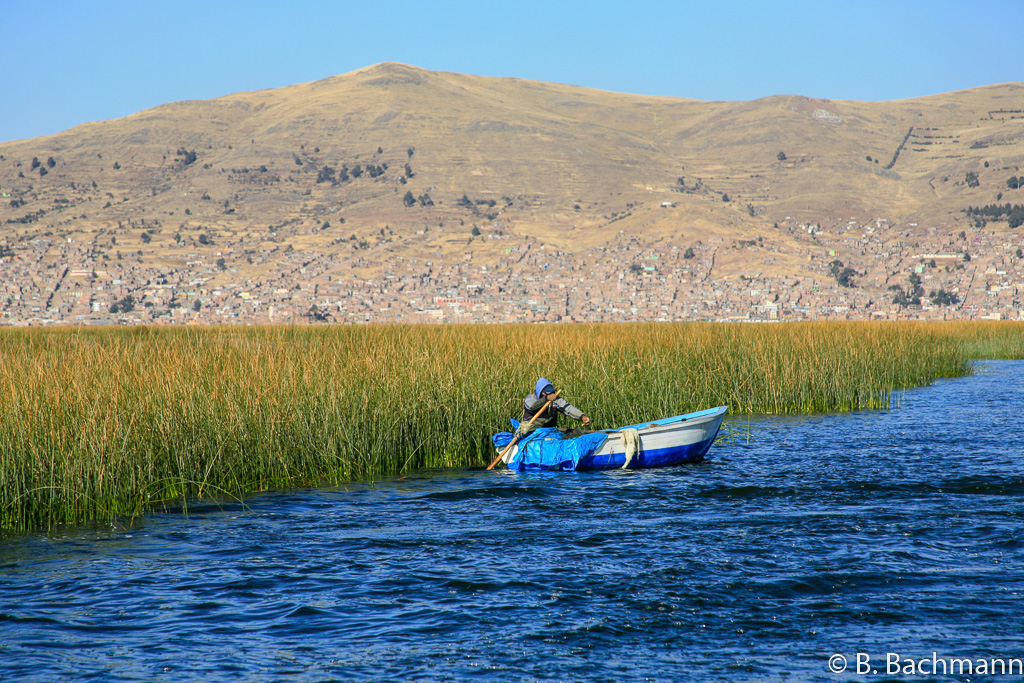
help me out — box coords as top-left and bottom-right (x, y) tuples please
(3, 0), (1021, 143)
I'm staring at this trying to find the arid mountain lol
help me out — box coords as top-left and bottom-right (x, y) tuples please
(1, 63), (1023, 324)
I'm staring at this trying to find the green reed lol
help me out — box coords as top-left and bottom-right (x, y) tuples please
(1, 321), (1021, 530)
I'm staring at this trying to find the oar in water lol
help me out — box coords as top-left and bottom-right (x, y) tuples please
(486, 390), (561, 471)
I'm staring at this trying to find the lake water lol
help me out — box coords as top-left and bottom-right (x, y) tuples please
(2, 361), (1023, 682)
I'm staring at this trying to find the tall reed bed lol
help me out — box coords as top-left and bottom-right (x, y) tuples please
(0, 321), (1020, 530)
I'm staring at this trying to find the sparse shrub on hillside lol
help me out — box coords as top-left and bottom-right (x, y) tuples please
(30, 157), (40, 170)
(890, 284), (920, 308)
(8, 209), (46, 225)
(307, 304), (331, 322)
(407, 147), (415, 158)
(930, 289), (960, 306)
(404, 163), (414, 178)
(965, 171), (979, 188)
(777, 151), (786, 161)
(198, 233), (211, 245)
(176, 148), (198, 166)
(1007, 176), (1022, 190)
(457, 194), (473, 208)
(889, 273), (924, 304)
(109, 295), (136, 314)
(141, 232), (151, 244)
(964, 203), (1024, 229)
(471, 225), (481, 236)
(316, 166), (336, 184)
(417, 193), (433, 207)
(113, 162), (121, 170)
(721, 193), (730, 202)
(885, 127), (914, 169)
(46, 157), (56, 168)
(403, 191), (416, 207)
(684, 247), (695, 259)
(351, 164), (363, 179)
(828, 260), (857, 288)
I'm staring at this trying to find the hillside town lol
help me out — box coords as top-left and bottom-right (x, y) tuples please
(2, 213), (1021, 326)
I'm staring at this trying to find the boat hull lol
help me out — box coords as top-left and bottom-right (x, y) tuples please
(503, 406), (728, 471)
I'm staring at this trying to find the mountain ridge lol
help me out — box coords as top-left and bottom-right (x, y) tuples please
(1, 63), (1022, 324)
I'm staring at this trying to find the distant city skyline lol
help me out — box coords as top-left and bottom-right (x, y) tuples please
(3, 0), (1021, 143)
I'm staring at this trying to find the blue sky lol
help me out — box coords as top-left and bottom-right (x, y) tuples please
(3, 0), (1021, 142)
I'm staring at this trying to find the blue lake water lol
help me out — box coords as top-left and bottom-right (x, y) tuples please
(2, 361), (1023, 682)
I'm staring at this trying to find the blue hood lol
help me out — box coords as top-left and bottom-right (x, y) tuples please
(535, 377), (554, 398)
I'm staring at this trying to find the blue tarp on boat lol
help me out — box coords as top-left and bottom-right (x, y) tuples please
(494, 424), (608, 471)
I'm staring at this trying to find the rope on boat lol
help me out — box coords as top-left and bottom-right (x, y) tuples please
(621, 429), (640, 469)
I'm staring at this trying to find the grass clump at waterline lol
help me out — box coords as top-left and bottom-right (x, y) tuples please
(1, 321), (1021, 531)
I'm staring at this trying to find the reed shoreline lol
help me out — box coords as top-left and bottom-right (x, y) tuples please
(1, 321), (1022, 531)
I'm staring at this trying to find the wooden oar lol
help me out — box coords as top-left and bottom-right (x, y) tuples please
(486, 390), (561, 471)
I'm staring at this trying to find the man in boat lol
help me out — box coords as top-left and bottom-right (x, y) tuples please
(522, 378), (591, 436)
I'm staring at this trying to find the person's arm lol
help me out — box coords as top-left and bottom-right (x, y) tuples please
(552, 397), (590, 424)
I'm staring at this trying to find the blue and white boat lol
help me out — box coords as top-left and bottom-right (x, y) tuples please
(495, 406), (728, 472)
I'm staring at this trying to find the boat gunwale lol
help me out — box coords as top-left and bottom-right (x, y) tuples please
(595, 405), (729, 436)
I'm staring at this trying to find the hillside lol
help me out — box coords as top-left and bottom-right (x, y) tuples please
(1, 63), (1023, 324)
